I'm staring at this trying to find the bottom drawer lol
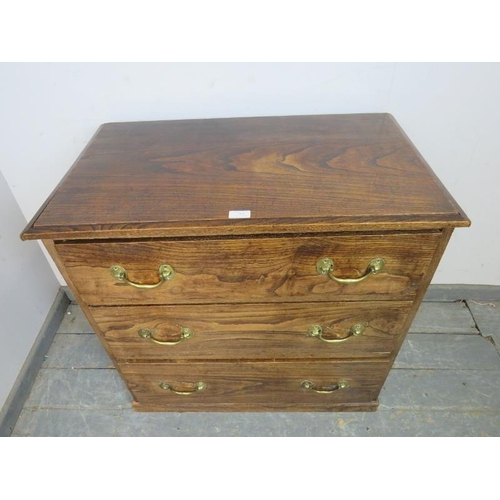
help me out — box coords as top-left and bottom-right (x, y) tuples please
(120, 360), (389, 412)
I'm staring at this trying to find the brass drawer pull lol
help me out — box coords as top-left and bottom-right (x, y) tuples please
(301, 380), (349, 393)
(307, 324), (365, 343)
(316, 257), (385, 284)
(138, 327), (193, 345)
(110, 263), (174, 289)
(159, 381), (206, 395)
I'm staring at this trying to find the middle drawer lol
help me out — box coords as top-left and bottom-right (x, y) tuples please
(91, 301), (412, 361)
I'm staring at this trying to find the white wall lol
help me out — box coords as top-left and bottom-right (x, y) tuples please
(0, 171), (60, 411)
(1, 63), (498, 284)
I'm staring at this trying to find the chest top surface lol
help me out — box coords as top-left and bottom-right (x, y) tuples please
(22, 113), (469, 241)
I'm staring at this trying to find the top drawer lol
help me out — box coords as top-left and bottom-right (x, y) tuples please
(55, 232), (441, 306)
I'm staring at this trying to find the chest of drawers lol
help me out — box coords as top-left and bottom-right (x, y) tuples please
(22, 114), (470, 411)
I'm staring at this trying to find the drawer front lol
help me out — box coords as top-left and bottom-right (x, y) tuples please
(57, 232), (440, 306)
(93, 301), (412, 361)
(120, 360), (388, 411)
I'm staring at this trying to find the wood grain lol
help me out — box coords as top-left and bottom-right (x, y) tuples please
(24, 115), (471, 413)
(389, 229), (454, 361)
(92, 301), (412, 361)
(55, 232), (440, 305)
(21, 114), (470, 241)
(374, 228), (456, 390)
(120, 360), (388, 411)
(131, 400), (379, 413)
(42, 240), (120, 367)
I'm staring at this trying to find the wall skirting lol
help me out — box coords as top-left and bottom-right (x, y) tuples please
(0, 288), (70, 437)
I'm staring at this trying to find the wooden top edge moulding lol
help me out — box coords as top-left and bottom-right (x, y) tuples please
(21, 113), (470, 241)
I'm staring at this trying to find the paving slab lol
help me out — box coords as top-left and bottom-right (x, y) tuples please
(113, 409), (500, 437)
(24, 368), (132, 410)
(409, 302), (478, 334)
(424, 285), (500, 302)
(467, 300), (500, 349)
(394, 334), (500, 370)
(11, 407), (500, 437)
(12, 408), (120, 437)
(57, 304), (94, 334)
(380, 369), (500, 410)
(42, 334), (112, 369)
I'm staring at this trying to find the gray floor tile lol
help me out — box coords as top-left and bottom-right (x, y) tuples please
(115, 412), (303, 437)
(424, 285), (500, 302)
(43, 334), (112, 369)
(24, 369), (132, 409)
(467, 300), (500, 348)
(325, 410), (500, 437)
(113, 409), (500, 437)
(409, 302), (478, 334)
(57, 304), (94, 334)
(12, 409), (121, 437)
(380, 369), (500, 410)
(394, 334), (500, 370)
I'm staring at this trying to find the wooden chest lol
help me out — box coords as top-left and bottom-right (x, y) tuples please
(22, 114), (470, 411)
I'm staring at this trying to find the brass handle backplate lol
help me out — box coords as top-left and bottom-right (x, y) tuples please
(307, 324), (365, 343)
(159, 381), (206, 395)
(138, 327), (193, 346)
(110, 263), (174, 289)
(301, 380), (349, 393)
(316, 257), (385, 284)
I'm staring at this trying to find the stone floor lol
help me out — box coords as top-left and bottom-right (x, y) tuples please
(12, 286), (500, 436)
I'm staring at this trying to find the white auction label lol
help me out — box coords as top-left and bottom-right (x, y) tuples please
(228, 210), (251, 219)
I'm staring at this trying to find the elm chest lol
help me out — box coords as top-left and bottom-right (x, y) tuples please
(22, 114), (470, 411)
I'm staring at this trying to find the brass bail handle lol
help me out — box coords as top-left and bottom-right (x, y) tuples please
(316, 257), (385, 284)
(110, 263), (175, 289)
(159, 381), (206, 395)
(138, 327), (193, 346)
(300, 380), (349, 394)
(307, 324), (365, 343)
